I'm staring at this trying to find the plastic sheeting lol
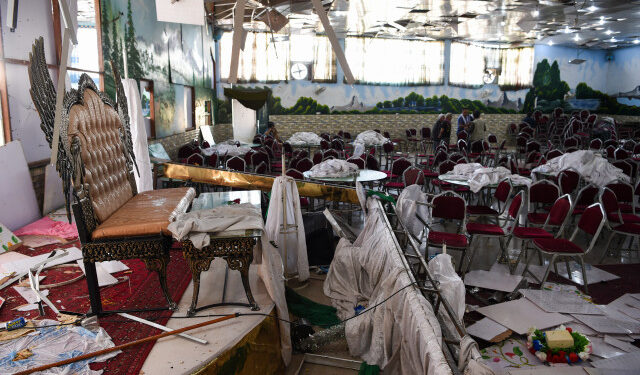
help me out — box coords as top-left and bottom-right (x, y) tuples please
(0, 320), (119, 374)
(355, 131), (390, 146)
(265, 176), (310, 281)
(324, 198), (452, 375)
(287, 132), (322, 146)
(532, 150), (630, 186)
(121, 79), (153, 193)
(396, 185), (431, 239)
(308, 159), (359, 178)
(441, 164), (532, 193)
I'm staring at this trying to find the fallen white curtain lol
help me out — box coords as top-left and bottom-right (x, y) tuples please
(265, 176), (310, 281)
(355, 130), (390, 146)
(201, 144), (251, 157)
(308, 159), (359, 178)
(532, 150), (629, 186)
(324, 198), (453, 375)
(287, 132), (322, 146)
(441, 163), (532, 193)
(121, 79), (153, 192)
(396, 184), (431, 239)
(167, 203), (292, 365)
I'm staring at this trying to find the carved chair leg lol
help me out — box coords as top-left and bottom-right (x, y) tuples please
(143, 255), (177, 311)
(188, 265), (202, 316)
(239, 267), (259, 311)
(84, 261), (103, 315)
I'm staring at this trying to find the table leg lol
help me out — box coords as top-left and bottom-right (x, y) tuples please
(186, 257), (212, 316)
(240, 267), (259, 311)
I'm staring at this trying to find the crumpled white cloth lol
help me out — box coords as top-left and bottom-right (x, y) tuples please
(353, 142), (365, 158)
(396, 185), (431, 239)
(308, 159), (359, 178)
(532, 150), (629, 186)
(459, 336), (494, 375)
(122, 79), (153, 192)
(265, 176), (310, 281)
(324, 199), (453, 375)
(167, 203), (293, 365)
(287, 132), (322, 146)
(441, 163), (532, 193)
(355, 130), (390, 146)
(201, 144), (251, 157)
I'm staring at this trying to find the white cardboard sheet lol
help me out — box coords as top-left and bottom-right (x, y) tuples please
(555, 261), (620, 285)
(76, 260), (119, 287)
(1, 247), (83, 275)
(572, 314), (633, 334)
(520, 289), (603, 315)
(42, 163), (66, 215)
(464, 269), (523, 292)
(477, 298), (572, 335)
(466, 317), (510, 342)
(0, 141), (41, 231)
(591, 352), (640, 370)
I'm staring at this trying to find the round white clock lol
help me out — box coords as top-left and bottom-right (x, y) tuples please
(291, 63), (308, 80)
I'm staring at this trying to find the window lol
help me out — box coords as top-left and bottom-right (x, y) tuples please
(219, 32), (335, 83)
(449, 43), (485, 87)
(68, 0), (101, 89)
(449, 42), (533, 89)
(184, 86), (195, 130)
(498, 47), (534, 89)
(345, 37), (444, 85)
(219, 32), (289, 82)
(139, 80), (155, 139)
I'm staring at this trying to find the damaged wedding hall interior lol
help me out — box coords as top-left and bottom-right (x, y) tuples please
(3, 0), (640, 374)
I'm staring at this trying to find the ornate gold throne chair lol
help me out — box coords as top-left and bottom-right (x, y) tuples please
(28, 38), (194, 315)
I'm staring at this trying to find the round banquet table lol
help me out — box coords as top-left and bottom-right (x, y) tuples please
(437, 175), (529, 188)
(290, 142), (321, 154)
(303, 169), (388, 183)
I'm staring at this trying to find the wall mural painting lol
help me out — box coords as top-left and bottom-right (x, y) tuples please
(524, 58), (640, 115)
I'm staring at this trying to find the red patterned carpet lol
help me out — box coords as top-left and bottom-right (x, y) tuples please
(0, 241), (192, 374)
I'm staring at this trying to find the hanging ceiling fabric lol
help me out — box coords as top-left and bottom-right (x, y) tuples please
(223, 87), (270, 110)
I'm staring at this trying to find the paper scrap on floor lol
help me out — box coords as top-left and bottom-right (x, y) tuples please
(606, 294), (640, 321)
(592, 305), (640, 334)
(591, 351), (640, 370)
(464, 269), (523, 292)
(76, 260), (119, 287)
(466, 317), (511, 342)
(507, 367), (591, 375)
(588, 336), (630, 359)
(0, 247), (83, 275)
(520, 289), (603, 315)
(476, 298), (572, 335)
(554, 261), (619, 285)
(572, 314), (633, 335)
(604, 335), (637, 353)
(490, 261), (547, 284)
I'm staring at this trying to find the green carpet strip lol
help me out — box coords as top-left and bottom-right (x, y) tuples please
(285, 287), (341, 327)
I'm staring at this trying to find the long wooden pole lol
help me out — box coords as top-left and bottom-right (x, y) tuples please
(13, 314), (238, 375)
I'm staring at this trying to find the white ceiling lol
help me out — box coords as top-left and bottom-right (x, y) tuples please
(210, 0), (640, 50)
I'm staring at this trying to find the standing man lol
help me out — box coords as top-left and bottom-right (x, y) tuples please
(469, 110), (486, 142)
(457, 108), (473, 138)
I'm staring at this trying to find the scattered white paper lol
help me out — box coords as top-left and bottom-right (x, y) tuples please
(508, 367), (589, 375)
(16, 304), (39, 311)
(572, 314), (632, 334)
(490, 261), (547, 284)
(589, 336), (628, 359)
(596, 305), (640, 334)
(476, 298), (572, 335)
(607, 294), (640, 321)
(566, 321), (598, 336)
(464, 269), (523, 292)
(555, 261), (620, 285)
(520, 289), (603, 315)
(13, 285), (49, 304)
(1, 247), (83, 275)
(0, 251), (32, 273)
(97, 261), (129, 274)
(76, 261), (118, 287)
(604, 335), (636, 353)
(591, 351), (640, 370)
(466, 317), (509, 342)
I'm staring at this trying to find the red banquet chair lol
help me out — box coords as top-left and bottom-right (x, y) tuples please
(384, 158), (412, 194)
(346, 157), (365, 169)
(466, 178), (513, 222)
(525, 203), (606, 293)
(403, 167), (425, 188)
(600, 187), (640, 226)
(424, 191), (470, 273)
(295, 158), (314, 173)
(571, 184), (599, 219)
(226, 156), (246, 172)
(558, 169), (581, 197)
(511, 194), (573, 275)
(606, 181), (635, 214)
(465, 191), (525, 274)
(527, 180), (560, 225)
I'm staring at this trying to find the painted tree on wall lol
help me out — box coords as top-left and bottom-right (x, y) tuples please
(523, 59), (570, 113)
(101, 3), (115, 100)
(576, 83), (640, 115)
(125, 0), (144, 80)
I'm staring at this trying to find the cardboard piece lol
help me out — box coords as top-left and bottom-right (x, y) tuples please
(572, 314), (633, 334)
(0, 141), (40, 231)
(464, 269), (523, 292)
(1, 247), (83, 275)
(42, 163), (66, 215)
(591, 351), (640, 370)
(555, 261), (620, 285)
(520, 289), (603, 315)
(155, 0), (205, 26)
(0, 222), (21, 253)
(201, 125), (215, 146)
(466, 317), (511, 342)
(477, 298), (572, 335)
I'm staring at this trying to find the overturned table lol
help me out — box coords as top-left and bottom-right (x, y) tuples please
(181, 190), (262, 315)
